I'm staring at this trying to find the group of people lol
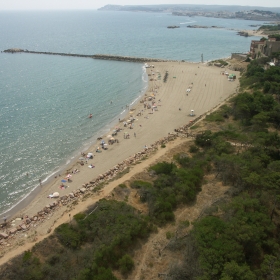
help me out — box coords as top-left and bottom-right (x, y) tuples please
(124, 133), (130, 139)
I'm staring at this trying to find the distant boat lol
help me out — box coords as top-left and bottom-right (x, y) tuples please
(88, 114), (92, 118)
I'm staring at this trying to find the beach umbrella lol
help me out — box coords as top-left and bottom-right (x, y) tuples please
(107, 135), (112, 138)
(87, 153), (93, 156)
(110, 137), (115, 140)
(61, 179), (67, 182)
(66, 174), (72, 179)
(52, 192), (60, 198)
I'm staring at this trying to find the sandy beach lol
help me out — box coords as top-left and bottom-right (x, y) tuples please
(239, 28), (267, 37)
(0, 60), (239, 264)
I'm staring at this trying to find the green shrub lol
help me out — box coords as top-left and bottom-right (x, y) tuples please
(130, 180), (153, 189)
(189, 145), (199, 153)
(118, 254), (134, 274)
(55, 223), (81, 249)
(205, 112), (225, 122)
(149, 161), (176, 175)
(74, 212), (86, 221)
(166, 231), (174, 239)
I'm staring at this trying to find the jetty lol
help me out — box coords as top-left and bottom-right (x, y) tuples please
(3, 48), (175, 63)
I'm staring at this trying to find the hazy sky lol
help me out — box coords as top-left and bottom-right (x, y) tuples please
(0, 0), (279, 10)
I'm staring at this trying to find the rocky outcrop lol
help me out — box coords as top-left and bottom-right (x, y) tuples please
(236, 31), (250, 37)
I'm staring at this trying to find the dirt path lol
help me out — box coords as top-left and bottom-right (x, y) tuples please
(130, 176), (230, 280)
(0, 138), (187, 267)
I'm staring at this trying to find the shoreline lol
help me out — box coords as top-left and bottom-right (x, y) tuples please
(0, 67), (149, 221)
(237, 28), (267, 37)
(0, 60), (240, 263)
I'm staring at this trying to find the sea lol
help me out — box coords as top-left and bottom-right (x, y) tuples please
(0, 10), (265, 218)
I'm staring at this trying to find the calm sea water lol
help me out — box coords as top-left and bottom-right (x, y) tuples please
(0, 10), (263, 217)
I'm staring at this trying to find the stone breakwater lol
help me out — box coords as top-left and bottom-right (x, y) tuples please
(3, 48), (175, 63)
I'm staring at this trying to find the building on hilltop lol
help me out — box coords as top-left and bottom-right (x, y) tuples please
(250, 37), (280, 58)
(250, 40), (265, 58)
(263, 38), (280, 57)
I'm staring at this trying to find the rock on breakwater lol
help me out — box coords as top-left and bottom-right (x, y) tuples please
(3, 48), (176, 63)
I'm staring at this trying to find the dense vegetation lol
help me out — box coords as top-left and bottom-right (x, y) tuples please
(168, 57), (280, 279)
(258, 24), (280, 32)
(0, 200), (152, 280)
(130, 157), (207, 226)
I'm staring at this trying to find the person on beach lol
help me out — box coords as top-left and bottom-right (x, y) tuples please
(39, 178), (42, 187)
(134, 132), (136, 137)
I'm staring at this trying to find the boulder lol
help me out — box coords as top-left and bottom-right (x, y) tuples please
(20, 224), (27, 230)
(9, 228), (17, 235)
(0, 232), (9, 239)
(80, 188), (86, 193)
